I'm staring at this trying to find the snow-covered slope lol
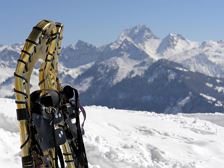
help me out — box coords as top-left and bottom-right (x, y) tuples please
(165, 40), (224, 78)
(157, 33), (198, 56)
(1, 98), (224, 168)
(77, 59), (224, 113)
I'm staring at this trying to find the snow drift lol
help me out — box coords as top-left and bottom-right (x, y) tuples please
(0, 98), (224, 168)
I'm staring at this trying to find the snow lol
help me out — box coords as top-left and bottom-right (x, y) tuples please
(178, 96), (191, 107)
(139, 38), (161, 60)
(175, 67), (189, 72)
(157, 33), (199, 57)
(215, 101), (223, 107)
(165, 96), (191, 114)
(214, 86), (224, 93)
(111, 55), (138, 84)
(59, 62), (94, 79)
(0, 98), (20, 167)
(199, 93), (216, 102)
(75, 77), (94, 92)
(216, 79), (222, 84)
(113, 25), (159, 60)
(0, 84), (14, 98)
(101, 55), (145, 85)
(0, 66), (14, 83)
(182, 113), (224, 127)
(1, 98), (224, 168)
(205, 83), (213, 88)
(113, 53), (141, 85)
(199, 93), (223, 107)
(0, 44), (22, 53)
(130, 61), (151, 78)
(168, 70), (176, 81)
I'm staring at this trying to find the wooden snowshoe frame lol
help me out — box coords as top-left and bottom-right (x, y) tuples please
(14, 20), (77, 168)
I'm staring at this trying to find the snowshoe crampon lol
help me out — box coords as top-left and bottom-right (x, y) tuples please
(14, 20), (88, 168)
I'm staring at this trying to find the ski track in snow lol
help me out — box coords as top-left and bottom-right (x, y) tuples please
(0, 98), (224, 168)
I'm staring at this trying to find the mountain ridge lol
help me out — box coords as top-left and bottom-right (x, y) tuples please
(1, 25), (224, 112)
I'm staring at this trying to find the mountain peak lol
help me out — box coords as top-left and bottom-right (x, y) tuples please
(118, 25), (159, 44)
(75, 40), (96, 49)
(167, 33), (187, 41)
(157, 33), (192, 55)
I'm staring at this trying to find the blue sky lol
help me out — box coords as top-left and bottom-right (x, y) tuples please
(0, 0), (224, 46)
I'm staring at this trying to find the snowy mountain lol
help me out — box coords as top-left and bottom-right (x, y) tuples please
(1, 25), (224, 112)
(1, 98), (224, 168)
(157, 33), (198, 56)
(59, 25), (224, 79)
(60, 40), (100, 68)
(118, 25), (159, 43)
(113, 25), (160, 59)
(0, 44), (21, 67)
(77, 59), (224, 113)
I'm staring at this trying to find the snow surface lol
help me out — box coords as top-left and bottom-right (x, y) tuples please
(59, 62), (94, 79)
(199, 93), (216, 102)
(214, 86), (224, 93)
(175, 67), (188, 72)
(199, 93), (223, 107)
(205, 83), (213, 88)
(0, 98), (224, 168)
(109, 55), (142, 84)
(157, 33), (198, 57)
